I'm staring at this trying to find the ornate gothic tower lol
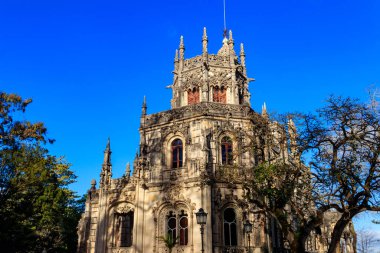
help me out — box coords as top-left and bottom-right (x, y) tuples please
(77, 28), (345, 253)
(171, 28), (252, 108)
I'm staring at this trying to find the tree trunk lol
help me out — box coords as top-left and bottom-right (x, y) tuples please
(327, 216), (350, 253)
(287, 230), (307, 253)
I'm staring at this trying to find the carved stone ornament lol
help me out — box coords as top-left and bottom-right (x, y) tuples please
(114, 203), (134, 214)
(144, 103), (255, 128)
(160, 122), (189, 141)
(209, 69), (232, 88)
(161, 183), (183, 202)
(182, 70), (202, 90)
(123, 191), (135, 202)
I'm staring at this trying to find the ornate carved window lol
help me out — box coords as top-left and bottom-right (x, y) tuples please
(223, 208), (237, 246)
(221, 136), (233, 165)
(213, 86), (226, 103)
(172, 139), (183, 168)
(188, 87), (199, 105)
(115, 211), (134, 247)
(166, 210), (188, 246)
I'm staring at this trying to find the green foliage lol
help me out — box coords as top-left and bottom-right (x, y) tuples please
(0, 92), (83, 252)
(158, 233), (179, 253)
(245, 95), (380, 253)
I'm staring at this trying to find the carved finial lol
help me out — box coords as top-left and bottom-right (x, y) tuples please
(202, 27), (208, 40)
(288, 117), (297, 136)
(174, 49), (179, 62)
(240, 43), (245, 55)
(240, 43), (246, 69)
(179, 35), (184, 49)
(104, 138), (111, 165)
(125, 162), (131, 178)
(90, 179), (96, 189)
(179, 35), (185, 60)
(100, 138), (112, 188)
(202, 27), (208, 56)
(262, 102), (268, 118)
(142, 96), (147, 116)
(229, 30), (233, 41)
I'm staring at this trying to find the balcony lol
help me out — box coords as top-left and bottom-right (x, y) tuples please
(214, 165), (245, 183)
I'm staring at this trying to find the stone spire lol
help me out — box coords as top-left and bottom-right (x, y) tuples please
(140, 97), (147, 157)
(202, 27), (208, 56)
(100, 138), (112, 188)
(103, 138), (111, 165)
(141, 96), (147, 116)
(125, 162), (131, 180)
(228, 30), (234, 45)
(179, 36), (185, 61)
(262, 102), (268, 118)
(240, 43), (246, 72)
(217, 36), (230, 56)
(228, 30), (236, 65)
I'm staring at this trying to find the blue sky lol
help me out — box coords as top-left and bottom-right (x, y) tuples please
(1, 0), (379, 232)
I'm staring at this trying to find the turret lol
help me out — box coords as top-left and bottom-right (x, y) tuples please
(170, 28), (253, 108)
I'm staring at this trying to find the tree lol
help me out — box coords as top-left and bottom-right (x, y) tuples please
(244, 96), (380, 253)
(298, 96), (380, 253)
(356, 228), (379, 253)
(0, 92), (82, 252)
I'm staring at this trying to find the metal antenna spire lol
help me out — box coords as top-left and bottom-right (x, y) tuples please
(223, 0), (227, 37)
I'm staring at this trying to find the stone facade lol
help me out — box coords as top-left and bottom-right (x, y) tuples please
(77, 28), (355, 253)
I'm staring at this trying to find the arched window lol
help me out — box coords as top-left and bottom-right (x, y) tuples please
(223, 208), (237, 246)
(213, 86), (226, 103)
(115, 211), (134, 247)
(172, 139), (183, 168)
(221, 136), (233, 165)
(166, 210), (188, 246)
(188, 87), (200, 105)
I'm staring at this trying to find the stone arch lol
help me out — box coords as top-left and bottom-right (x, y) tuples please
(219, 202), (244, 248)
(107, 202), (135, 249)
(153, 200), (195, 253)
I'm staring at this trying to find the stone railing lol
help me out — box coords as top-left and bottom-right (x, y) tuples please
(214, 165), (245, 183)
(161, 167), (187, 182)
(159, 246), (186, 253)
(144, 103), (255, 128)
(182, 54), (231, 70)
(111, 247), (132, 253)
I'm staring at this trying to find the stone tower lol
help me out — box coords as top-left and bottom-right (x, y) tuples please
(77, 28), (354, 253)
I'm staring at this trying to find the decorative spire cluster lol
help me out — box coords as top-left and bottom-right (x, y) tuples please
(100, 138), (112, 188)
(170, 28), (253, 108)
